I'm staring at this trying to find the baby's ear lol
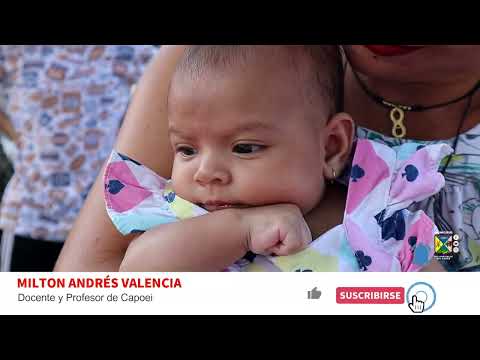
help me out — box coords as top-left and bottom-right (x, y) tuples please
(322, 112), (355, 181)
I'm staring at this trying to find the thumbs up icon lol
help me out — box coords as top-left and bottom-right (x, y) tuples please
(308, 287), (322, 300)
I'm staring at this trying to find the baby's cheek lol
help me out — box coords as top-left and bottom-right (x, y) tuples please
(170, 169), (194, 200)
(240, 177), (324, 214)
(292, 178), (326, 214)
(171, 181), (190, 200)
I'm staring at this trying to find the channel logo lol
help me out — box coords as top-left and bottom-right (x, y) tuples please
(434, 232), (460, 261)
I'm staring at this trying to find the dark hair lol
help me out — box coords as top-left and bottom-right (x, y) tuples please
(174, 45), (344, 118)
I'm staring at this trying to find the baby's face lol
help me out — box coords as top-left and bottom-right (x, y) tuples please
(168, 64), (329, 214)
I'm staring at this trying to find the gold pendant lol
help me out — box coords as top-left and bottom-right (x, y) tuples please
(389, 107), (407, 139)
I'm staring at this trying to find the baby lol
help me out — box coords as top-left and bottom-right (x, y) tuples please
(104, 46), (451, 272)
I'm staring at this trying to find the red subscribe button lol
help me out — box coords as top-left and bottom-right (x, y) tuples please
(336, 287), (405, 304)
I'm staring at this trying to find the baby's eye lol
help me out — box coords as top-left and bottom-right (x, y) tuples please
(233, 144), (266, 154)
(176, 146), (197, 157)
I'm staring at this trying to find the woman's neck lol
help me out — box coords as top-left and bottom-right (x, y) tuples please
(344, 66), (480, 141)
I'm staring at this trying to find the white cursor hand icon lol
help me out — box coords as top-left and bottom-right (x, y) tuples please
(408, 295), (425, 313)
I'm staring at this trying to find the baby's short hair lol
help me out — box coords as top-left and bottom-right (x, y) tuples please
(175, 45), (344, 118)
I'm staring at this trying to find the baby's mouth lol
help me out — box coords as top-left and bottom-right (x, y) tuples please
(198, 202), (249, 212)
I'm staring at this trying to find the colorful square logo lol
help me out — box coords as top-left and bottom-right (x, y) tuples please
(434, 232), (460, 261)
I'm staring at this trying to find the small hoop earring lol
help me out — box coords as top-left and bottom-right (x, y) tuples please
(330, 168), (337, 185)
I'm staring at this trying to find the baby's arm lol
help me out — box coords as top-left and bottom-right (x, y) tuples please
(119, 204), (311, 272)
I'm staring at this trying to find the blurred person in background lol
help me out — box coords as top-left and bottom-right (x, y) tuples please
(0, 45), (157, 271)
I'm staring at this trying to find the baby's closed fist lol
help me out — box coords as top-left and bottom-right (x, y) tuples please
(240, 204), (312, 256)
